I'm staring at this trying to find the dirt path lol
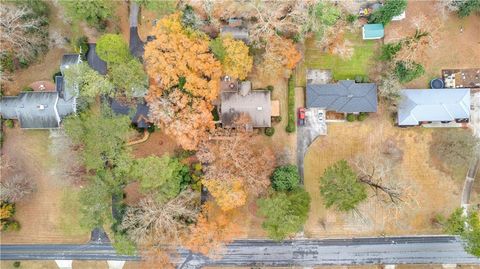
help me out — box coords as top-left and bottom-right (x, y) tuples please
(1, 128), (89, 243)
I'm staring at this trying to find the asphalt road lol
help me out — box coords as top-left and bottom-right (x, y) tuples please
(2, 236), (479, 267)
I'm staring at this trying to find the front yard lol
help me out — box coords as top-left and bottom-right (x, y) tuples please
(1, 128), (89, 243)
(303, 108), (463, 237)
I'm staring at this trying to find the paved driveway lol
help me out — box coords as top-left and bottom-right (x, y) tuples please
(297, 108), (327, 182)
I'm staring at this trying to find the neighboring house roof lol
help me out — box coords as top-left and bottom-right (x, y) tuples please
(87, 44), (107, 75)
(0, 54), (79, 129)
(60, 54), (81, 73)
(306, 80), (378, 113)
(0, 91), (75, 129)
(220, 26), (249, 42)
(221, 90), (272, 128)
(397, 89), (471, 126)
(110, 98), (150, 128)
(362, 24), (384, 40)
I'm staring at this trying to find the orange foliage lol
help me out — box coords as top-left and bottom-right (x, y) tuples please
(144, 13), (222, 102)
(202, 178), (247, 211)
(139, 248), (175, 269)
(259, 36), (302, 79)
(148, 89), (214, 150)
(184, 202), (243, 257)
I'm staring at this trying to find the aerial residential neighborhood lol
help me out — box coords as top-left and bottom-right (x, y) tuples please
(0, 0), (479, 269)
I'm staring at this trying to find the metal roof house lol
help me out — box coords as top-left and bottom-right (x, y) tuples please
(306, 80), (378, 113)
(362, 24), (384, 40)
(220, 81), (272, 128)
(397, 89), (471, 126)
(0, 55), (80, 129)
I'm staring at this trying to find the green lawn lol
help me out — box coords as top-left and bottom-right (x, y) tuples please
(59, 188), (90, 237)
(297, 31), (378, 86)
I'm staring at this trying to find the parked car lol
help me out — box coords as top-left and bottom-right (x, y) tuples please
(298, 107), (305, 126)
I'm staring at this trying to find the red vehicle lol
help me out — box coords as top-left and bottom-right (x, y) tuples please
(298, 107), (305, 126)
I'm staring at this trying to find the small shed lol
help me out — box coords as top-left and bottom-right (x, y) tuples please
(362, 24), (384, 40)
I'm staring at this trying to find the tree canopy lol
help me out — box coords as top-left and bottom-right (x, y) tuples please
(319, 160), (367, 211)
(96, 34), (131, 64)
(271, 165), (300, 192)
(444, 208), (480, 257)
(144, 13), (222, 102)
(257, 188), (310, 240)
(109, 58), (148, 97)
(210, 36), (253, 80)
(130, 155), (190, 203)
(64, 62), (114, 99)
(369, 0), (407, 25)
(60, 0), (113, 27)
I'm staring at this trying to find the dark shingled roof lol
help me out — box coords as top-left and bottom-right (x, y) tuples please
(87, 44), (107, 75)
(306, 80), (378, 113)
(110, 98), (150, 128)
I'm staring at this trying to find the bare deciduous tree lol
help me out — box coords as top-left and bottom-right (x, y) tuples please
(0, 5), (44, 60)
(0, 175), (36, 203)
(121, 189), (200, 245)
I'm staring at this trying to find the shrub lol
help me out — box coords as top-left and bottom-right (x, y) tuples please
(13, 261), (21, 268)
(355, 75), (363, 83)
(394, 61), (425, 83)
(147, 124), (156, 133)
(265, 127), (275, 136)
(75, 36), (89, 58)
(5, 220), (21, 232)
(457, 0), (480, 17)
(1, 52), (15, 73)
(380, 42), (402, 61)
(369, 0), (408, 25)
(346, 114), (357, 122)
(52, 70), (62, 81)
(286, 75), (296, 133)
(271, 165), (300, 192)
(346, 14), (357, 23)
(267, 85), (274, 92)
(272, 116), (282, 123)
(22, 86), (33, 92)
(357, 112), (369, 121)
(4, 119), (14, 128)
(210, 37), (226, 61)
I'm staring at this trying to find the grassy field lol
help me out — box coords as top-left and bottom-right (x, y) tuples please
(297, 31), (377, 86)
(303, 108), (463, 237)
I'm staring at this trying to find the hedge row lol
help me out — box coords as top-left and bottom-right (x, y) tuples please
(286, 75), (296, 133)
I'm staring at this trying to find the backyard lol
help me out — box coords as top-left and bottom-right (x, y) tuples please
(296, 30), (378, 86)
(1, 128), (89, 243)
(384, 0), (480, 88)
(303, 107), (464, 237)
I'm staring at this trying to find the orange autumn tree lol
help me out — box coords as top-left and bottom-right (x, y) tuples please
(149, 89), (214, 150)
(184, 201), (243, 257)
(144, 13), (222, 102)
(260, 36), (302, 78)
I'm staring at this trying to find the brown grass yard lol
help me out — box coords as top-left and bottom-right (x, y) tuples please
(303, 107), (462, 237)
(1, 128), (89, 243)
(384, 0), (480, 88)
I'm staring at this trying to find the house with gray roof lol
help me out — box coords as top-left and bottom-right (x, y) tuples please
(397, 89), (471, 126)
(306, 80), (378, 113)
(0, 55), (80, 129)
(220, 80), (272, 128)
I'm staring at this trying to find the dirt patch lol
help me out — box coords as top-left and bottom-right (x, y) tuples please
(0, 128), (89, 243)
(303, 106), (462, 237)
(384, 0), (480, 88)
(131, 130), (179, 158)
